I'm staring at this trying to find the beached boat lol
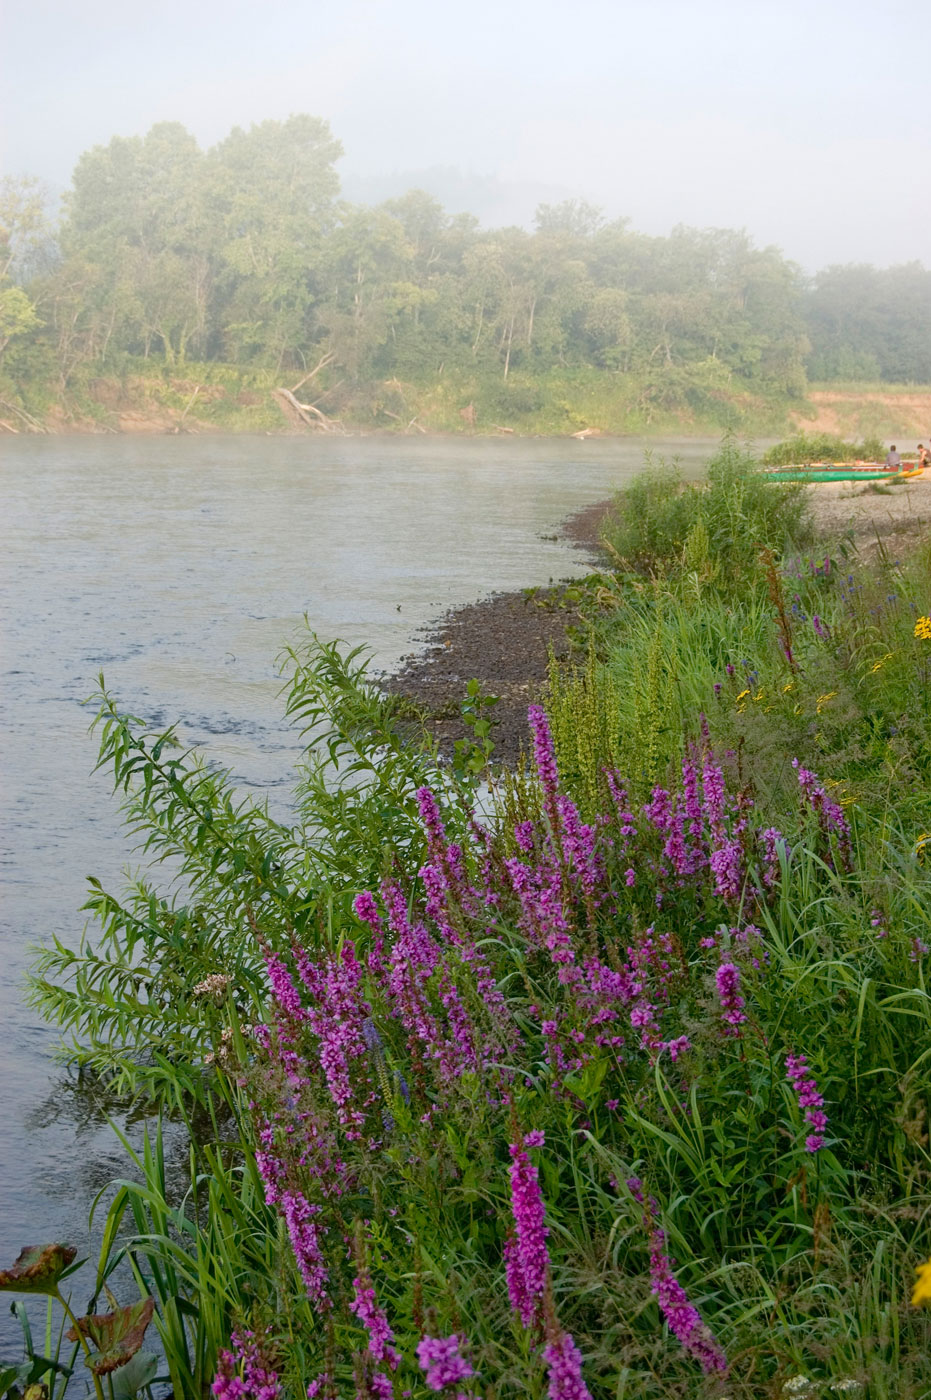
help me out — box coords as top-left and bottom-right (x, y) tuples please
(762, 466), (923, 483)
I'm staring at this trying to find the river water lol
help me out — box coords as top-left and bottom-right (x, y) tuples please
(0, 432), (717, 1349)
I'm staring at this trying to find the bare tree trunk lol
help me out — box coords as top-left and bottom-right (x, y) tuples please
(289, 352), (335, 396)
(503, 318), (514, 379)
(273, 387), (342, 431)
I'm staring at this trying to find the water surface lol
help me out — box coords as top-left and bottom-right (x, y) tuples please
(0, 432), (717, 1346)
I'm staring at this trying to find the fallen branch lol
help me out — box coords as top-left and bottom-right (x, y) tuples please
(273, 387), (341, 432)
(289, 352), (335, 397)
(0, 397), (47, 433)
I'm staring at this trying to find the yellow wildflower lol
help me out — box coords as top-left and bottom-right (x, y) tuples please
(816, 691), (838, 714)
(870, 652), (893, 673)
(753, 689), (764, 702)
(912, 1259), (931, 1305)
(914, 616), (931, 640)
(735, 688), (750, 702)
(782, 681), (794, 693)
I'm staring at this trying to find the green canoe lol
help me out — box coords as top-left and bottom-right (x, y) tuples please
(763, 469), (910, 483)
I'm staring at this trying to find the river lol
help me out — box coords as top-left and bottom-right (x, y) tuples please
(0, 432), (718, 1350)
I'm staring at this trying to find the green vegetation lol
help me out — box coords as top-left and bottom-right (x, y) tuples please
(6, 446), (931, 1398)
(1, 122), (929, 435)
(760, 431), (887, 466)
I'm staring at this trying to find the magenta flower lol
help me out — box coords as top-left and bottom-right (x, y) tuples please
(542, 1331), (593, 1400)
(349, 1273), (400, 1369)
(792, 759), (852, 870)
(506, 1129), (550, 1325)
(648, 1227), (728, 1373)
(416, 1335), (474, 1391)
(281, 1190), (329, 1306)
(528, 704), (561, 833)
(714, 962), (746, 1036)
(213, 1329), (281, 1400)
(785, 1052), (828, 1153)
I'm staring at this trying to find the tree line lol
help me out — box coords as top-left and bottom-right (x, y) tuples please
(1, 115), (929, 423)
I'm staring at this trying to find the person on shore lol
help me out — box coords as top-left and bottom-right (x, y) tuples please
(918, 443), (930, 468)
(885, 444), (902, 470)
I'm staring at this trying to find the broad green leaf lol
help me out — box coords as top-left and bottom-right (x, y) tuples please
(110, 1351), (159, 1398)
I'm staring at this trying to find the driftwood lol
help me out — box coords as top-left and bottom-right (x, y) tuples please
(571, 427), (603, 439)
(0, 397), (47, 433)
(0, 418), (19, 433)
(273, 387), (342, 432)
(492, 424), (515, 434)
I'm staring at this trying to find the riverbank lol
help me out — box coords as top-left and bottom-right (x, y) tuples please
(384, 473), (931, 765)
(383, 497), (608, 765)
(6, 366), (931, 440)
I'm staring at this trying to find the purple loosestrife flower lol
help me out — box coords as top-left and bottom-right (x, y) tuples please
(504, 1235), (532, 1323)
(643, 786), (673, 835)
(605, 770), (637, 845)
(281, 1190), (329, 1306)
(514, 819), (536, 853)
(701, 743), (727, 839)
(350, 1275), (400, 1369)
(648, 1228), (728, 1373)
(714, 962), (746, 1035)
(792, 760), (853, 870)
(709, 838), (744, 904)
(542, 1331), (593, 1400)
(785, 1052), (828, 1153)
(506, 1129), (550, 1325)
(213, 1329), (281, 1400)
(416, 1336), (475, 1391)
(528, 704), (561, 834)
(759, 827), (788, 889)
(556, 794), (603, 901)
(262, 950), (306, 1022)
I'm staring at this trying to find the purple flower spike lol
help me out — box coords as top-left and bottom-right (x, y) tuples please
(785, 1052), (828, 1153)
(715, 962), (746, 1035)
(542, 1331), (593, 1400)
(528, 704), (561, 831)
(350, 1274), (400, 1369)
(416, 1336), (474, 1391)
(506, 1130), (551, 1325)
(648, 1228), (728, 1373)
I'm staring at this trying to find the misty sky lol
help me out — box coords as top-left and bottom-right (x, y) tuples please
(3, 0), (929, 271)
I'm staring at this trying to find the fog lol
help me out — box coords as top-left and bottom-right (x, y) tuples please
(2, 0), (930, 270)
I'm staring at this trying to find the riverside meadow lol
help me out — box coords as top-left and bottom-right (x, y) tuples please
(6, 440), (931, 1400)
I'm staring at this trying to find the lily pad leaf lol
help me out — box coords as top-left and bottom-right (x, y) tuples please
(0, 1246), (77, 1296)
(66, 1297), (155, 1376)
(110, 1351), (159, 1398)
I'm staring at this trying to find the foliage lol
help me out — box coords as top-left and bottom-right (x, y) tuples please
(25, 447), (931, 1397)
(805, 263), (931, 384)
(761, 431), (887, 465)
(599, 439), (811, 592)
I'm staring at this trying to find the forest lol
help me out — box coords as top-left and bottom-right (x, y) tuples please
(1, 114), (930, 432)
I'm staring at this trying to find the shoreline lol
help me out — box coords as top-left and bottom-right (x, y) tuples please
(382, 477), (931, 767)
(382, 498), (614, 766)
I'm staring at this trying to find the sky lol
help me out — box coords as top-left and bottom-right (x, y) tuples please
(2, 0), (930, 272)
